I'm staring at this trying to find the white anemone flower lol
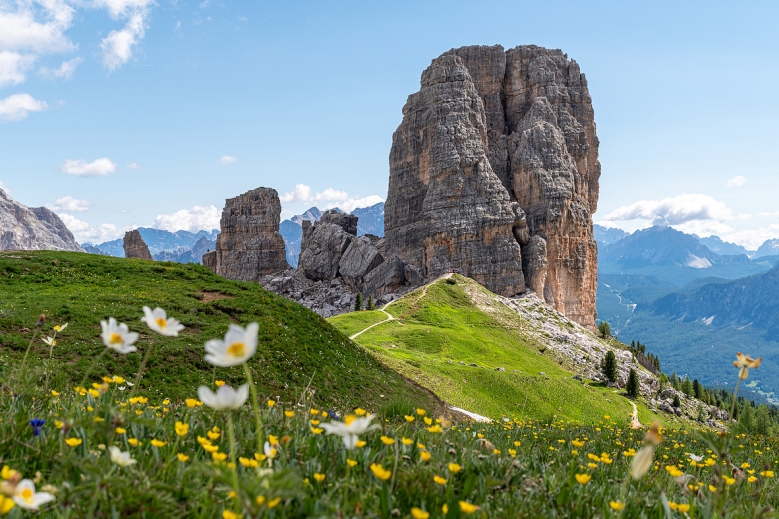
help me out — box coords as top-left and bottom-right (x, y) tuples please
(204, 323), (258, 367)
(100, 318), (138, 354)
(13, 479), (55, 510)
(109, 446), (137, 467)
(689, 453), (704, 462)
(320, 414), (377, 449)
(197, 384), (249, 411)
(141, 306), (185, 337)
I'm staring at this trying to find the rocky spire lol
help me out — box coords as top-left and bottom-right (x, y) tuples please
(123, 230), (153, 260)
(386, 45), (600, 328)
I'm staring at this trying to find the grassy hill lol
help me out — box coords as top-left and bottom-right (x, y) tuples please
(330, 275), (665, 426)
(0, 251), (439, 411)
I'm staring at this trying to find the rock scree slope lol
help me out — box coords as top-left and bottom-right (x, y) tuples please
(385, 44), (600, 329)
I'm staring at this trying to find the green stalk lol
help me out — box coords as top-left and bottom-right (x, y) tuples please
(44, 331), (59, 392)
(227, 413), (241, 512)
(129, 340), (155, 400)
(15, 322), (42, 386)
(243, 363), (264, 454)
(79, 349), (109, 389)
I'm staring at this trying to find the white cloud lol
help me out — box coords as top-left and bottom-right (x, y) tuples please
(46, 196), (91, 212)
(100, 11), (148, 71)
(0, 0), (75, 54)
(219, 155), (237, 165)
(0, 93), (48, 122)
(326, 195), (385, 213)
(724, 225), (779, 251)
(279, 183), (384, 211)
(757, 211), (779, 218)
(127, 162), (140, 169)
(58, 213), (126, 243)
(727, 176), (746, 187)
(93, 0), (155, 19)
(37, 56), (82, 80)
(279, 183), (312, 203)
(602, 194), (735, 227)
(0, 50), (35, 86)
(60, 157), (116, 177)
(152, 205), (220, 232)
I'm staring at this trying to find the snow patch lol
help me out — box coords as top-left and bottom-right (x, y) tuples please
(449, 406), (490, 422)
(687, 255), (712, 269)
(702, 316), (716, 325)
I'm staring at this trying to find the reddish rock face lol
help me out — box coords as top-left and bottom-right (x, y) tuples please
(386, 45), (599, 329)
(123, 230), (152, 260)
(205, 188), (289, 281)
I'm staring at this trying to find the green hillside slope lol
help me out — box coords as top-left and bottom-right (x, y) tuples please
(0, 251), (438, 410)
(330, 275), (664, 425)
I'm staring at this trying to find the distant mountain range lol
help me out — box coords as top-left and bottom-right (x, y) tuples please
(594, 224), (779, 401)
(280, 203), (385, 267)
(84, 228), (219, 263)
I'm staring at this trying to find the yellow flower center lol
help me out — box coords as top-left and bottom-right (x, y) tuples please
(109, 333), (123, 344)
(227, 342), (245, 357)
(155, 317), (167, 328)
(21, 488), (33, 503)
(344, 415), (357, 426)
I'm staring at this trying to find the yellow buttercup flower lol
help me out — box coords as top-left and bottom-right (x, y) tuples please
(404, 415), (415, 422)
(420, 451), (431, 462)
(433, 475), (447, 485)
(177, 453), (189, 462)
(459, 501), (479, 514)
(115, 427), (127, 434)
(51, 390), (60, 397)
(416, 408), (426, 416)
(708, 484), (717, 492)
(401, 437), (414, 446)
(760, 470), (775, 478)
(212, 452), (227, 461)
(284, 410), (295, 418)
(0, 495), (15, 514)
(380, 436), (395, 445)
(346, 459), (357, 467)
(128, 438), (140, 447)
(239, 457), (259, 468)
(313, 473), (325, 482)
(354, 408), (367, 416)
(267, 497), (281, 508)
(222, 511), (241, 519)
(369, 463), (391, 481)
(185, 398), (198, 408)
(355, 440), (367, 448)
(151, 439), (167, 448)
(207, 431), (221, 440)
(610, 501), (624, 511)
(411, 508), (429, 519)
(175, 421), (189, 437)
(267, 399), (275, 408)
(65, 438), (82, 447)
(310, 427), (323, 435)
(448, 463), (461, 473)
(575, 474), (591, 485)
(677, 504), (690, 512)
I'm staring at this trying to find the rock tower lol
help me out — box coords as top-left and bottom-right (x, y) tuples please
(203, 188), (289, 281)
(385, 45), (599, 328)
(123, 230), (152, 260)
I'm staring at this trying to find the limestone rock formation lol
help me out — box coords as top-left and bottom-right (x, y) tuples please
(203, 188), (289, 281)
(0, 189), (84, 252)
(386, 45), (599, 328)
(338, 235), (385, 290)
(123, 230), (153, 260)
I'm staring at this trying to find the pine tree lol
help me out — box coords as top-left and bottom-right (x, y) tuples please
(601, 350), (618, 383)
(597, 321), (611, 339)
(366, 295), (375, 311)
(693, 379), (701, 399)
(681, 376), (693, 396)
(673, 394), (681, 408)
(354, 293), (363, 312)
(626, 368), (639, 398)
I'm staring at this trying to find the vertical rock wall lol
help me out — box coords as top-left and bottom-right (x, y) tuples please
(205, 188), (289, 281)
(386, 45), (599, 328)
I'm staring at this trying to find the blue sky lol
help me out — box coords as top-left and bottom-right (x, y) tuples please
(1, 0), (778, 249)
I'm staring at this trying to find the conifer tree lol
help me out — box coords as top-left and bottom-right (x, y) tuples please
(626, 368), (639, 398)
(601, 350), (618, 383)
(673, 394), (681, 408)
(354, 293), (363, 312)
(366, 295), (375, 311)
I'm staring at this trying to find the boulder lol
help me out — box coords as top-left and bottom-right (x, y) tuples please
(123, 230), (153, 260)
(338, 235), (384, 289)
(298, 222), (352, 281)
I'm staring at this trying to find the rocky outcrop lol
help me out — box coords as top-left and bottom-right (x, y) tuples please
(386, 45), (599, 328)
(0, 189), (84, 252)
(123, 230), (153, 260)
(204, 188), (289, 281)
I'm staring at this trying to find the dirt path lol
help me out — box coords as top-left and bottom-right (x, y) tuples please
(630, 401), (643, 429)
(348, 273), (454, 341)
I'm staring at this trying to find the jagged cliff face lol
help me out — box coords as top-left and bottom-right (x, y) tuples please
(203, 188), (290, 281)
(0, 189), (84, 252)
(385, 54), (527, 297)
(386, 45), (599, 328)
